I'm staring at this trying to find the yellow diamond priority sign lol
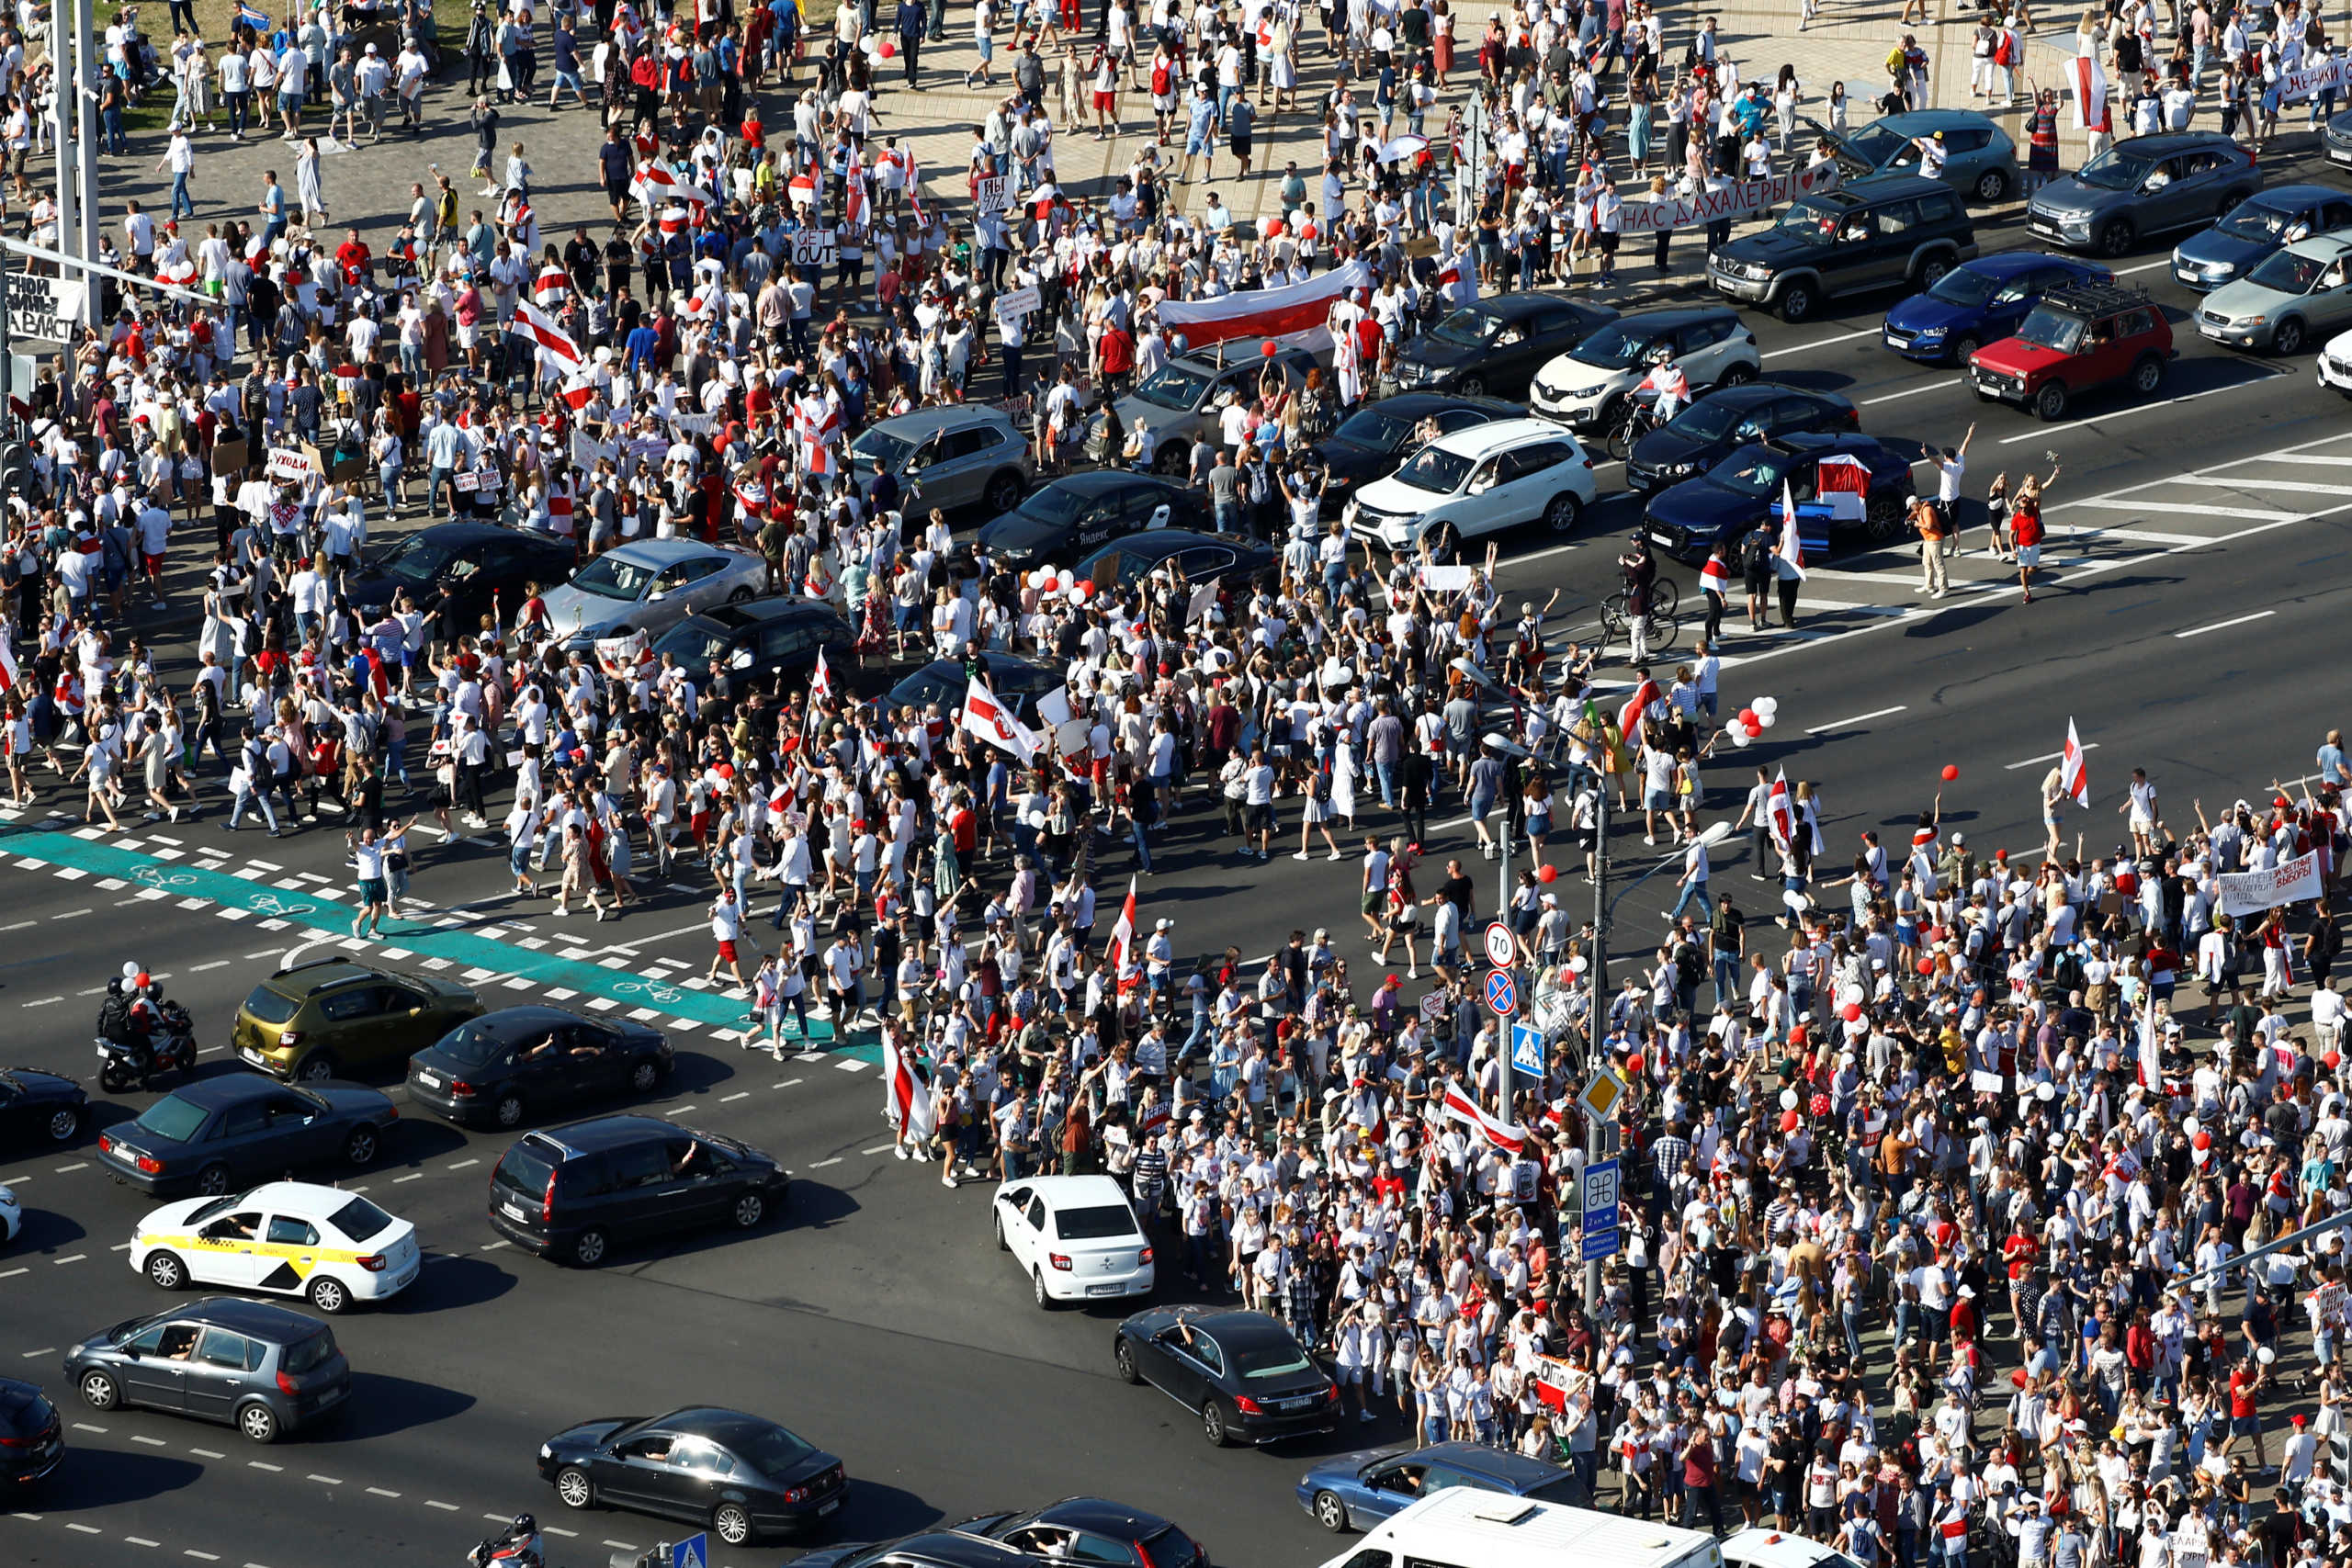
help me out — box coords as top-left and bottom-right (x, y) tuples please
(1577, 1068), (1626, 1124)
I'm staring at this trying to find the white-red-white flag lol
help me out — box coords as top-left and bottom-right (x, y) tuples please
(961, 677), (1039, 765)
(1766, 767), (1795, 852)
(0, 634), (17, 694)
(2137, 995), (2162, 1096)
(1442, 1083), (1528, 1155)
(1777, 481), (1809, 581)
(510, 299), (583, 371)
(2061, 717), (2091, 806)
(1104, 877), (1139, 995)
(884, 1035), (936, 1139)
(2068, 48), (2110, 133)
(1617, 673), (1661, 751)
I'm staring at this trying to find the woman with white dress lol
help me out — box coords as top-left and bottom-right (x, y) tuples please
(1330, 734), (1361, 831)
(295, 136), (327, 224)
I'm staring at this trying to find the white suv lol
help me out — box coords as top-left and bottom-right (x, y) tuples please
(1345, 418), (1599, 557)
(1529, 307), (1762, 433)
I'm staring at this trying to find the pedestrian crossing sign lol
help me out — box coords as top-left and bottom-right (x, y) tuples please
(1577, 1068), (1626, 1124)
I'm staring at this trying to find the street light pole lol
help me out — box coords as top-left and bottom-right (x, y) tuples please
(72, 0), (99, 327)
(1586, 789), (1609, 1313)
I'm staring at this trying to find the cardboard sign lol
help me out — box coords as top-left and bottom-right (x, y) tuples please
(993, 285), (1040, 322)
(266, 446), (316, 482)
(975, 175), (1010, 215)
(790, 229), (839, 270)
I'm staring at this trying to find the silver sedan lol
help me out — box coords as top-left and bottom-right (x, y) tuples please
(541, 537), (770, 647)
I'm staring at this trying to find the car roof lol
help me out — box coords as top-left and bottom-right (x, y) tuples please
(1005, 1175), (1134, 1208)
(1170, 345), (1312, 372)
(1347, 391), (1524, 418)
(1870, 108), (1998, 132)
(2111, 131), (2235, 153)
(887, 1534), (1042, 1568)
(605, 537), (726, 565)
(467, 1006), (586, 1038)
(2243, 183), (2344, 208)
(159, 1296), (328, 1338)
(1029, 1498), (1180, 1534)
(650, 1406), (794, 1444)
(1098, 528), (1259, 552)
(1039, 469), (1172, 498)
(525, 1114), (684, 1157)
(1609, 307), (1738, 330)
(671, 599), (843, 635)
(169, 1076), (302, 1109)
(1406, 1439), (1577, 1485)
(231, 1180), (368, 1216)
(1434, 417), (1583, 457)
(2280, 234), (2352, 260)
(404, 521), (522, 547)
(265, 957), (387, 996)
(1840, 173), (1965, 201)
(1172, 1307), (1297, 1342)
(864, 406), (1014, 440)
(1700, 381), (1828, 409)
(1962, 250), (2080, 276)
(1472, 291), (1588, 318)
(1723, 1528), (1855, 1568)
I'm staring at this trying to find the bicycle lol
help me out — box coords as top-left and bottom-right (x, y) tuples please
(246, 893), (315, 919)
(613, 978), (684, 1005)
(131, 866), (197, 889)
(1601, 394), (1666, 463)
(1598, 592), (1680, 656)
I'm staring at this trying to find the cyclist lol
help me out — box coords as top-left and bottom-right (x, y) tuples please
(1618, 534), (1660, 662)
(1642, 354), (1690, 423)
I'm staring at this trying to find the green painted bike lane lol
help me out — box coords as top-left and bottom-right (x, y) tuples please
(0, 820), (883, 1065)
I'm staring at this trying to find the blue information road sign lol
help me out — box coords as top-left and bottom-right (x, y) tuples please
(1579, 1157), (1621, 1262)
(1483, 969), (1518, 1017)
(1510, 1021), (1545, 1077)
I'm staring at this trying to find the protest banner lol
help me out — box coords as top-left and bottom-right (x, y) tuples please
(1619, 163), (1843, 233)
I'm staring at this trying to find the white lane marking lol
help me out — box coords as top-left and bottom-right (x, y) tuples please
(131, 1435), (166, 1447)
(445, 1158), (480, 1171)
(393, 1172), (424, 1183)
(71, 1423), (107, 1433)
(809, 1157), (843, 1168)
(305, 1472), (342, 1484)
(368, 1487), (401, 1498)
(603, 1543), (639, 1552)
(776, 1077), (803, 1088)
(190, 1448), (226, 1459)
(2072, 500), (2293, 525)
(2061, 525), (2215, 544)
(126, 1536), (162, 1547)
(2185, 475), (2352, 496)
(425, 1500), (461, 1511)
(1997, 367), (2293, 443)
(864, 1143), (899, 1155)
(247, 1461), (283, 1472)
(54, 1163), (86, 1173)
(1760, 324), (1883, 360)
(0, 1270), (28, 1281)
(2176, 609), (2277, 638)
(835, 1058), (867, 1072)
(1860, 378), (1960, 405)
(2112, 259), (2172, 276)
(186, 1552), (222, 1562)
(2007, 742), (2100, 770)
(52, 1254), (85, 1265)
(189, 960), (231, 972)
(721, 1091), (751, 1102)
(65, 1522), (102, 1534)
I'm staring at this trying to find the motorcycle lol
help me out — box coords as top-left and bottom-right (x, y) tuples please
(96, 1001), (198, 1093)
(465, 1537), (542, 1568)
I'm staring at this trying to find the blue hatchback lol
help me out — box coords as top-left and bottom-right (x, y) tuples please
(1881, 252), (2113, 364)
(1295, 1441), (1585, 1533)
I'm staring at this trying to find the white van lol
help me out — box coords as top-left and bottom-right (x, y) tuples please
(1720, 1527), (1865, 1568)
(1312, 1491), (1726, 1568)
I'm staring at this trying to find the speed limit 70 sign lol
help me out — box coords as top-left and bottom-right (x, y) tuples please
(1484, 921), (1516, 970)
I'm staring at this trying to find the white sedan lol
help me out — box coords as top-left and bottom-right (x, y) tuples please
(992, 1175), (1155, 1308)
(130, 1180), (421, 1314)
(1345, 417), (1599, 557)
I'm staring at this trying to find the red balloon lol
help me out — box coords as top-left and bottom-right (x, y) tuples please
(1917, 956), (1936, 976)
(1737, 708), (1759, 728)
(1780, 1109), (1802, 1134)
(1624, 1053), (1644, 1077)
(2194, 1130), (2213, 1151)
(1261, 339), (1279, 357)
(1941, 764), (1960, 782)
(1840, 1001), (1862, 1023)
(1808, 1092), (1831, 1119)
(1744, 720), (1763, 738)
(134, 972), (151, 988)
(1790, 1024), (1808, 1046)
(1537, 863), (1558, 883)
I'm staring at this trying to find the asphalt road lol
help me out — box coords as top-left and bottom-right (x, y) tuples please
(8, 145), (2352, 1568)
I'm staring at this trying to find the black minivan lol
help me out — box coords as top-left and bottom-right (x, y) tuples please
(487, 1115), (789, 1268)
(1706, 173), (1979, 322)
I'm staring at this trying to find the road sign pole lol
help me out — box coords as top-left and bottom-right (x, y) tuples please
(72, 0), (99, 329)
(1586, 788), (1609, 1314)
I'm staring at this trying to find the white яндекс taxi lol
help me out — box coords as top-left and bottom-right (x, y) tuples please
(130, 1180), (421, 1314)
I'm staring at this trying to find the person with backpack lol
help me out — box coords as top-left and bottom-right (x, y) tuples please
(1738, 516), (1775, 633)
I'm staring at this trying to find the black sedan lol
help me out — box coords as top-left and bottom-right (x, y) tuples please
(1306, 393), (1526, 517)
(1395, 293), (1618, 398)
(0, 1377), (62, 1492)
(538, 1405), (847, 1547)
(959, 1498), (1210, 1568)
(345, 521), (580, 627)
(96, 1077), (398, 1197)
(978, 471), (1211, 571)
(406, 1007), (673, 1129)
(1624, 382), (1860, 492)
(0, 1066), (86, 1148)
(1113, 1306), (1340, 1447)
(1073, 530), (1278, 592)
(885, 653), (1063, 725)
(650, 600), (854, 694)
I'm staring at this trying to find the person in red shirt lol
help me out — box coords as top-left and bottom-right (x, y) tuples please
(2004, 1228), (2041, 1336)
(334, 229), (373, 288)
(2008, 457), (2059, 603)
(1094, 323), (1135, 399)
(2224, 1351), (2269, 1471)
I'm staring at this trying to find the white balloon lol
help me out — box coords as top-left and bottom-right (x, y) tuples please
(2183, 1115), (2201, 1137)
(1758, 712), (1778, 729)
(2258, 1346), (2278, 1365)
(1754, 697), (1779, 716)
(1567, 955), (1589, 974)
(2035, 1082), (2056, 1102)
(1780, 1089), (1799, 1111)
(1732, 728), (1753, 748)
(1782, 889), (1810, 911)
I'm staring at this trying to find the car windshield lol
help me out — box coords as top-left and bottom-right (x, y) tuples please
(2075, 149), (2153, 190)
(1055, 1203), (1139, 1240)
(2014, 306), (2087, 355)
(280, 1328), (339, 1376)
(1927, 266), (2000, 305)
(1772, 201), (1842, 246)
(2249, 249), (2332, 292)
(2219, 203), (2298, 242)
(429, 1019), (519, 1069)
(1330, 407), (1419, 451)
(1392, 446), (1474, 493)
(372, 531), (461, 586)
(1429, 306), (1501, 347)
(730, 1423), (816, 1479)
(1144, 1527), (1206, 1568)
(1010, 485), (1091, 527)
(569, 554), (656, 601)
(1843, 122), (1908, 165)
(652, 622), (734, 669)
(1131, 362), (1211, 411)
(1568, 321), (1663, 369)
(241, 985), (301, 1026)
(181, 1196), (243, 1227)
(1668, 400), (1755, 441)
(1707, 448), (1796, 497)
(131, 1095), (210, 1143)
(1234, 1339), (1317, 1380)
(847, 426), (917, 468)
(329, 1196), (395, 1243)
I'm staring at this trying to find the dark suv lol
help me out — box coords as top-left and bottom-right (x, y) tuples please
(487, 1115), (789, 1267)
(2026, 131), (2261, 256)
(1968, 282), (2175, 421)
(1708, 174), (1979, 322)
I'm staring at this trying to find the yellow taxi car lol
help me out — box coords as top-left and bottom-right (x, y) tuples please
(130, 1181), (421, 1315)
(232, 956), (483, 1083)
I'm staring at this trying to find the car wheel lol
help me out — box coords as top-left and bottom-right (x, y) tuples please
(343, 1126), (379, 1168)
(2033, 379), (2070, 422)
(145, 1251), (187, 1291)
(714, 1504), (753, 1547)
(1314, 1491), (1351, 1533)
(1542, 491), (1581, 536)
(731, 1191), (765, 1230)
(292, 1053), (337, 1085)
(44, 1104), (79, 1142)
(1776, 283), (1815, 322)
(494, 1092), (526, 1129)
(555, 1466), (594, 1510)
(984, 470), (1024, 513)
(1717, 361), (1757, 387)
(2131, 354), (2167, 393)
(2097, 218), (2136, 258)
(571, 1228), (609, 1268)
(1202, 1398), (1234, 1447)
(1974, 167), (2011, 203)
(1866, 491), (1909, 544)
(79, 1371), (119, 1411)
(1034, 1268), (1057, 1309)
(995, 1214), (1010, 1252)
(1457, 373), (1487, 397)
(1114, 1337), (1142, 1383)
(308, 1275), (351, 1315)
(1949, 335), (1980, 367)
(236, 1401), (281, 1444)
(1426, 522), (1459, 560)
(628, 1060), (661, 1093)
(193, 1164), (232, 1197)
(1916, 254), (1951, 288)
(2271, 320), (2306, 357)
